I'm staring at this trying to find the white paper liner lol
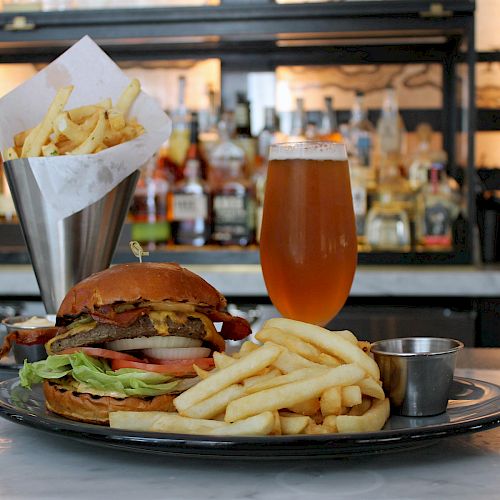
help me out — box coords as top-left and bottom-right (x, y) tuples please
(0, 36), (171, 220)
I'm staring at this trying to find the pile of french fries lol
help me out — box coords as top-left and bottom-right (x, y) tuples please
(3, 79), (144, 160)
(109, 318), (390, 437)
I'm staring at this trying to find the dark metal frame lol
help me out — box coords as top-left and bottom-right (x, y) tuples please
(0, 0), (477, 265)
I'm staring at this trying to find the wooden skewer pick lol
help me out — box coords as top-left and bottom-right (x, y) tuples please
(129, 240), (149, 263)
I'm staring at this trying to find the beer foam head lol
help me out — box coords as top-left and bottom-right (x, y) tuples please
(269, 141), (347, 161)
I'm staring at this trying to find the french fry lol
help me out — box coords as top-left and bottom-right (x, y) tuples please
(288, 398), (320, 416)
(256, 327), (322, 362)
(246, 367), (327, 395)
(54, 111), (98, 144)
(208, 412), (274, 436)
(174, 343), (282, 414)
(41, 143), (58, 157)
(341, 385), (362, 407)
(318, 352), (342, 367)
(242, 368), (281, 390)
(279, 415), (310, 435)
(320, 386), (342, 416)
(225, 363), (365, 423)
(271, 410), (282, 435)
(193, 364), (212, 380)
(305, 422), (333, 435)
(107, 108), (126, 131)
(336, 398), (390, 433)
(67, 99), (110, 123)
(322, 415), (338, 432)
(348, 397), (372, 416)
(213, 351), (236, 370)
(358, 377), (385, 400)
(116, 78), (141, 115)
(109, 411), (227, 434)
(3, 147), (18, 160)
(265, 318), (380, 380)
(14, 127), (33, 148)
(21, 85), (73, 157)
(238, 341), (260, 357)
(68, 110), (106, 155)
(336, 330), (358, 344)
(181, 384), (245, 420)
(358, 341), (371, 353)
(272, 346), (324, 374)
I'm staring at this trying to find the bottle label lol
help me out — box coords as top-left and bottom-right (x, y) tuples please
(171, 193), (208, 221)
(351, 185), (367, 217)
(213, 194), (252, 240)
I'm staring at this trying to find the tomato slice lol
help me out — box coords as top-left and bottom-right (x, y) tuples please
(110, 358), (214, 377)
(59, 347), (141, 362)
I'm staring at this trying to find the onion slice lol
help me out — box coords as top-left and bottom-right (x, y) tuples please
(106, 336), (202, 351)
(143, 347), (211, 360)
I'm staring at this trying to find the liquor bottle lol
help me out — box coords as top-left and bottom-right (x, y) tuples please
(257, 107), (278, 163)
(211, 165), (255, 246)
(168, 158), (210, 246)
(129, 157), (170, 249)
(199, 85), (220, 161)
(319, 96), (343, 142)
(168, 76), (190, 173)
(349, 164), (368, 237)
(234, 92), (257, 176)
(348, 92), (374, 168)
(420, 163), (460, 248)
(377, 86), (406, 180)
(210, 118), (254, 245)
(288, 97), (307, 141)
(185, 111), (208, 180)
(208, 114), (246, 189)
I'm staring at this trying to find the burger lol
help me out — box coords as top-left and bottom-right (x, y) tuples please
(19, 262), (251, 425)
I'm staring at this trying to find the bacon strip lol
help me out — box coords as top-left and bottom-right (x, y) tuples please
(90, 307), (149, 328)
(199, 308), (252, 340)
(0, 327), (58, 359)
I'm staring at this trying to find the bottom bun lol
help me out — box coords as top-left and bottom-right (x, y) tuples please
(43, 380), (175, 425)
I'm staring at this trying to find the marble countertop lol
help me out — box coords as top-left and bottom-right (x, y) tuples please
(0, 351), (498, 500)
(1, 264), (500, 298)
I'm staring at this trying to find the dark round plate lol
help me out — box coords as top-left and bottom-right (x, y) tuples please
(0, 376), (499, 459)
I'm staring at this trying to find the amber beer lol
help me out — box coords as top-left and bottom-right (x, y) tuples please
(260, 142), (357, 325)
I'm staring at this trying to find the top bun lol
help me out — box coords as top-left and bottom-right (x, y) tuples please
(57, 262), (227, 319)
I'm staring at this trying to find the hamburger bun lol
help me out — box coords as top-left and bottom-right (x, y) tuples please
(57, 262), (227, 321)
(43, 381), (175, 425)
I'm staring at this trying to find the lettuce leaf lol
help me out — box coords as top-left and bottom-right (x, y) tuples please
(19, 352), (179, 397)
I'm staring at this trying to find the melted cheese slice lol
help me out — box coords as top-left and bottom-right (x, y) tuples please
(45, 320), (97, 354)
(148, 310), (225, 352)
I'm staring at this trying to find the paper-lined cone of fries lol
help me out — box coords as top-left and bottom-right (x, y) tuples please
(0, 36), (171, 313)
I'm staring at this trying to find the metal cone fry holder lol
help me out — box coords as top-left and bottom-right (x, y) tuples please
(4, 158), (139, 313)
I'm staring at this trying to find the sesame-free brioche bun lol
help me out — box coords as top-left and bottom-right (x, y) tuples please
(43, 381), (175, 425)
(57, 262), (227, 320)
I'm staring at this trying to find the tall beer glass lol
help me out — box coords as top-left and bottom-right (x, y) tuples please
(260, 142), (357, 325)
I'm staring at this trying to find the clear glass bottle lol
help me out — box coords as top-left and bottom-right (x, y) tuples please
(377, 86), (406, 178)
(234, 92), (257, 176)
(208, 114), (246, 189)
(288, 97), (307, 141)
(184, 111), (208, 180)
(129, 157), (170, 250)
(319, 96), (343, 142)
(168, 76), (190, 171)
(420, 163), (460, 248)
(257, 107), (278, 162)
(210, 125), (254, 245)
(348, 92), (374, 168)
(168, 158), (210, 247)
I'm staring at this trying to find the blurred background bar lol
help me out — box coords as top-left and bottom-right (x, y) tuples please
(0, 0), (498, 347)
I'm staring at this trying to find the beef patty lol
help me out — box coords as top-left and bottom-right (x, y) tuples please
(50, 315), (207, 353)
